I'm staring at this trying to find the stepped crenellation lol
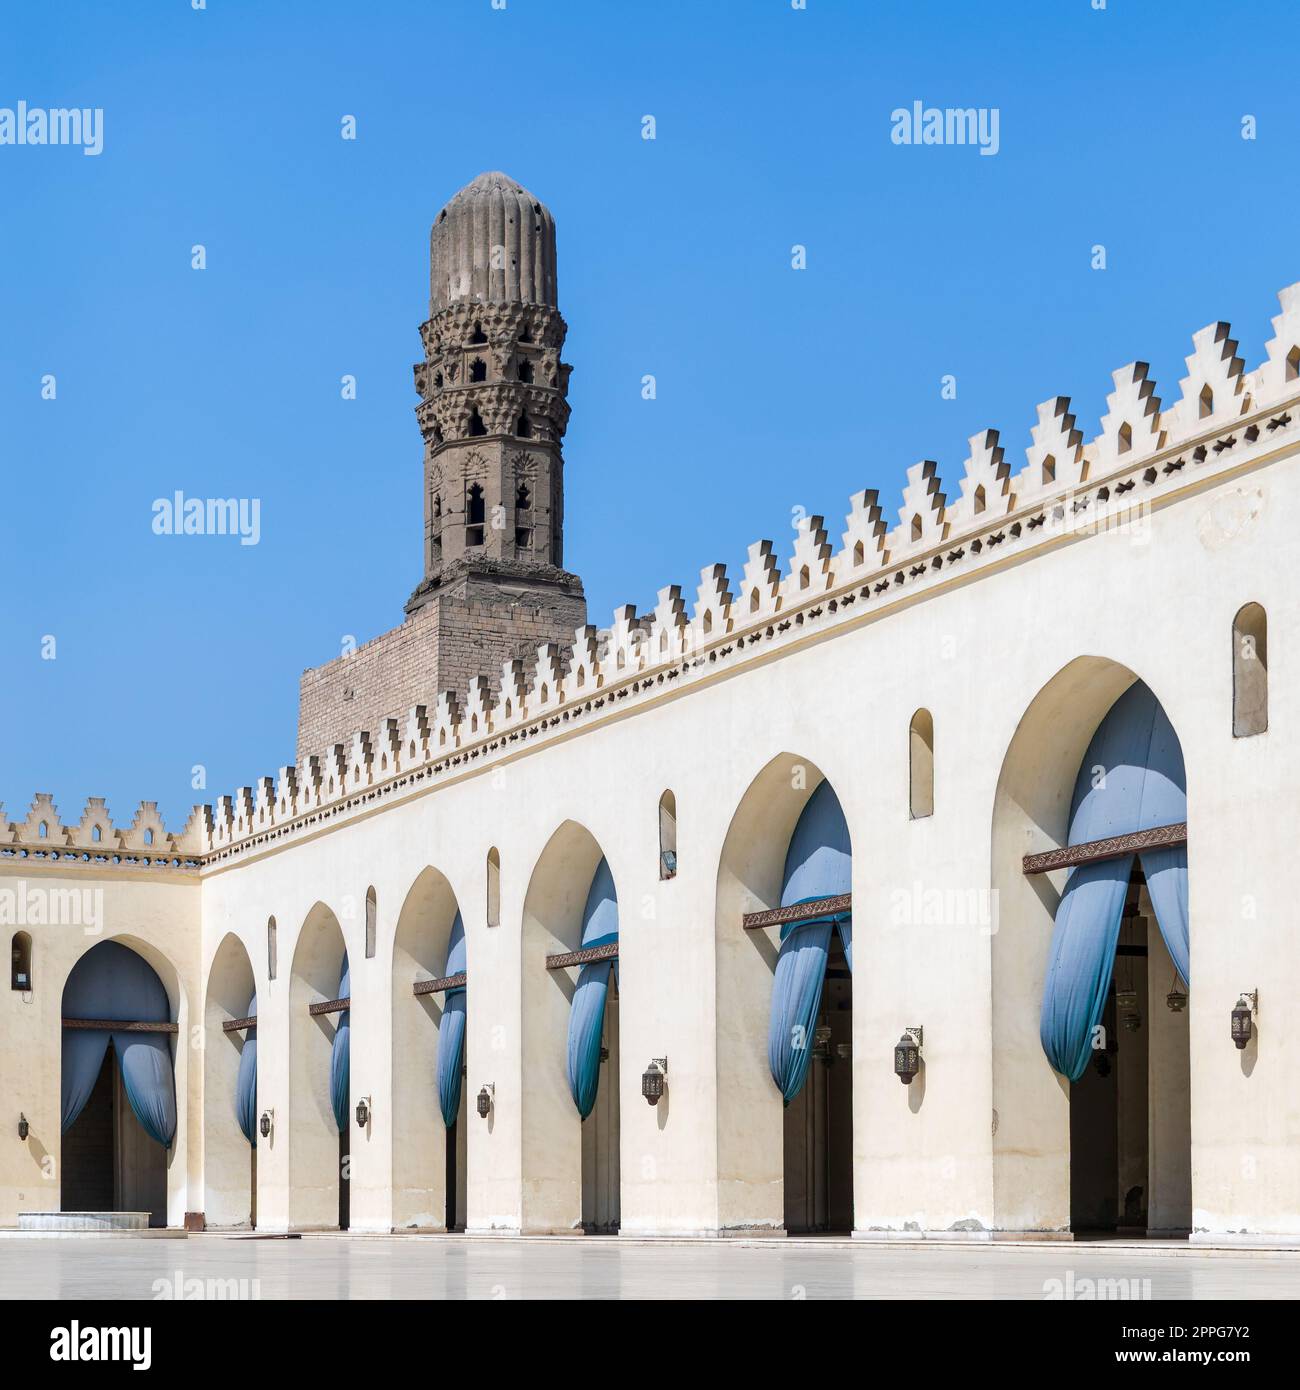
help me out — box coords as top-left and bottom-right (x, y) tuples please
(7, 283), (1300, 870)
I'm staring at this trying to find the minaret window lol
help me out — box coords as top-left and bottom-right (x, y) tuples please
(516, 413), (533, 438)
(519, 322), (533, 344)
(470, 358), (487, 383)
(469, 323), (487, 344)
(515, 483), (532, 550)
(466, 483), (486, 546)
(467, 408), (486, 437)
(517, 359), (534, 384)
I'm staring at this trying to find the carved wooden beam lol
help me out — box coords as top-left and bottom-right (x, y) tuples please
(221, 1016), (257, 1033)
(308, 996), (350, 1016)
(62, 1018), (179, 1033)
(413, 972), (467, 997)
(1022, 822), (1186, 875)
(545, 942), (619, 970)
(742, 894), (851, 932)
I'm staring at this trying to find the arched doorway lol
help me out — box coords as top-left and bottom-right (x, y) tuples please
(520, 821), (620, 1234)
(715, 754), (853, 1235)
(391, 867), (465, 1230)
(204, 933), (257, 1228)
(993, 661), (1191, 1236)
(61, 940), (176, 1227)
(288, 903), (349, 1231)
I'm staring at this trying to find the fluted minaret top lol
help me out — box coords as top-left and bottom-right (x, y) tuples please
(429, 171), (558, 315)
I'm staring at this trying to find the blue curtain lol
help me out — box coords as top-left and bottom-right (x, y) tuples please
(235, 992), (257, 1147)
(436, 912), (467, 1127)
(767, 780), (853, 1103)
(330, 952), (350, 1133)
(1040, 681), (1190, 1080)
(61, 940), (176, 1148)
(566, 856), (619, 1119)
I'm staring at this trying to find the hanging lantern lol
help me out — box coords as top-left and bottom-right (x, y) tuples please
(1231, 994), (1256, 1050)
(1166, 983), (1188, 1013)
(813, 1025), (832, 1061)
(1116, 988), (1142, 1032)
(893, 1028), (922, 1085)
(641, 1058), (668, 1106)
(476, 1085), (493, 1119)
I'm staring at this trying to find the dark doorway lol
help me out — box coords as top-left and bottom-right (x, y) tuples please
(61, 1043), (167, 1226)
(784, 932), (853, 1234)
(338, 1129), (350, 1230)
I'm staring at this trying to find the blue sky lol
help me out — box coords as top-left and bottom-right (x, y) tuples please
(1, 0), (1294, 830)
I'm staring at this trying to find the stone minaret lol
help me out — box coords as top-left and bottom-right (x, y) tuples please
(407, 171), (584, 618)
(295, 173), (587, 759)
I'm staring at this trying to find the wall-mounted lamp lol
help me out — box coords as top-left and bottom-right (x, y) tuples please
(17, 1113), (28, 1141)
(476, 1084), (494, 1120)
(355, 1096), (371, 1130)
(259, 1109), (274, 1141)
(1231, 992), (1258, 1050)
(893, 1027), (923, 1085)
(641, 1058), (668, 1106)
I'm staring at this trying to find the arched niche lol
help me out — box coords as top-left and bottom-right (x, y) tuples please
(390, 866), (462, 1230)
(288, 903), (348, 1230)
(203, 932), (256, 1227)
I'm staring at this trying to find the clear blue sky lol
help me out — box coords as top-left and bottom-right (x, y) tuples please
(1, 0), (1294, 830)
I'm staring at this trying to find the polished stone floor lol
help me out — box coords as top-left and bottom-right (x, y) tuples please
(1, 1234), (1298, 1299)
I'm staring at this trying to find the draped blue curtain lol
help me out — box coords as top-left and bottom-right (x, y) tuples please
(566, 857), (619, 1119)
(767, 780), (853, 1103)
(330, 953), (350, 1133)
(235, 992), (258, 1147)
(1040, 680), (1189, 1081)
(61, 940), (177, 1148)
(436, 912), (467, 1127)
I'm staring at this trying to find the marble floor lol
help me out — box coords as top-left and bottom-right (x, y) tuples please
(0, 1234), (1298, 1299)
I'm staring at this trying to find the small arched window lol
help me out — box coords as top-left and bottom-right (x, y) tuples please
(853, 540), (865, 566)
(466, 483), (486, 546)
(1232, 602), (1268, 737)
(1118, 421), (1133, 455)
(268, 915), (278, 980)
(365, 886), (377, 959)
(517, 359), (534, 384)
(470, 358), (487, 383)
(469, 323), (487, 345)
(1041, 455), (1056, 485)
(910, 514), (923, 543)
(37, 822), (47, 839)
(91, 825), (101, 843)
(11, 932), (32, 991)
(749, 588), (759, 614)
(486, 847), (501, 928)
(1199, 384), (1214, 419)
(516, 413), (532, 438)
(909, 708), (935, 819)
(799, 565), (810, 590)
(144, 828), (154, 846)
(973, 485), (986, 514)
(467, 408), (487, 438)
(1288, 346), (1299, 382)
(658, 790), (678, 879)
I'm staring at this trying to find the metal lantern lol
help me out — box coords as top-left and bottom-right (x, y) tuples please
(259, 1110), (272, 1141)
(355, 1096), (371, 1130)
(1231, 994), (1255, 1050)
(17, 1114), (28, 1142)
(812, 1025), (832, 1061)
(641, 1058), (668, 1106)
(476, 1085), (493, 1119)
(1117, 988), (1142, 1033)
(1166, 985), (1188, 1013)
(893, 1028), (922, 1085)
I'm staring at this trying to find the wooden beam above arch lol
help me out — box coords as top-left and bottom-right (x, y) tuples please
(308, 996), (350, 1016)
(545, 942), (618, 970)
(221, 1015), (257, 1034)
(413, 972), (466, 996)
(62, 1017), (179, 1033)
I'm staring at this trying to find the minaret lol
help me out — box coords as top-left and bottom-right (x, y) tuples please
(407, 172), (584, 617)
(295, 173), (587, 760)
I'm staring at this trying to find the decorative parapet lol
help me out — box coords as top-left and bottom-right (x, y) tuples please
(9, 284), (1300, 872)
(0, 794), (207, 873)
